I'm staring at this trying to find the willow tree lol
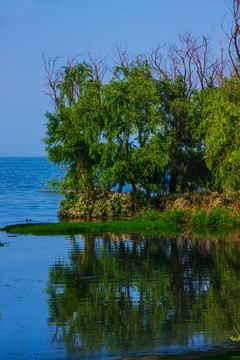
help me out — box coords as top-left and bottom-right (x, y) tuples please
(43, 60), (104, 198)
(198, 0), (240, 191)
(150, 32), (225, 192)
(100, 58), (169, 199)
(201, 76), (240, 191)
(154, 76), (210, 193)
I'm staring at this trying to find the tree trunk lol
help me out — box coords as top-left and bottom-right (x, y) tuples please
(169, 170), (178, 193)
(118, 182), (124, 193)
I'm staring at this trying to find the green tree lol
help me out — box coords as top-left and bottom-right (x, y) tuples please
(201, 76), (240, 191)
(156, 76), (210, 192)
(100, 58), (168, 200)
(43, 61), (103, 198)
(43, 50), (211, 203)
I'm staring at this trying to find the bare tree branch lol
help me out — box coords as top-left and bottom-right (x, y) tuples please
(151, 31), (228, 94)
(42, 53), (63, 107)
(86, 50), (107, 81)
(227, 0), (240, 78)
(111, 42), (130, 68)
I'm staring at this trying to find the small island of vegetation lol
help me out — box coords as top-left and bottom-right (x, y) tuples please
(3, 1), (240, 238)
(39, 1), (240, 232)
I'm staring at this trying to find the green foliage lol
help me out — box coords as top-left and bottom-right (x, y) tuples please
(189, 209), (207, 225)
(43, 62), (103, 197)
(136, 209), (160, 221)
(205, 208), (226, 226)
(99, 57), (168, 195)
(156, 76), (210, 193)
(43, 55), (240, 216)
(43, 57), (211, 214)
(45, 176), (65, 192)
(162, 209), (190, 224)
(190, 208), (239, 226)
(202, 76), (240, 191)
(0, 218), (180, 236)
(230, 335), (240, 342)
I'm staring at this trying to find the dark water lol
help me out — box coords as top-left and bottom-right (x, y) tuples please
(0, 158), (239, 359)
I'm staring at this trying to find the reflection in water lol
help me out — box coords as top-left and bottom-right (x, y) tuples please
(46, 233), (240, 358)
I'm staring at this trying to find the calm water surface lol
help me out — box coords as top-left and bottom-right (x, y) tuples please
(0, 157), (63, 227)
(0, 158), (239, 359)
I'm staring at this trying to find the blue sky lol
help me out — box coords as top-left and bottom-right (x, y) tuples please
(0, 0), (232, 156)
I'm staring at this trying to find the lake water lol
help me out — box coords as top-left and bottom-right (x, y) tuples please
(0, 158), (239, 359)
(0, 157), (64, 227)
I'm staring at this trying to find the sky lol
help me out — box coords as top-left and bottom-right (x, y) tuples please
(0, 0), (232, 157)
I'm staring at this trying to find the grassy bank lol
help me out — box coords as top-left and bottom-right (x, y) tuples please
(1, 208), (240, 236)
(0, 216), (182, 235)
(2, 191), (240, 236)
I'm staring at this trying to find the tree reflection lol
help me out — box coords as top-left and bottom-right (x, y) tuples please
(46, 233), (240, 355)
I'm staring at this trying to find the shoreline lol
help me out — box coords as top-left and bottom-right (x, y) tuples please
(1, 214), (240, 236)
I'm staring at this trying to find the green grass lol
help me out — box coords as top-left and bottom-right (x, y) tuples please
(0, 218), (183, 236)
(1, 208), (240, 236)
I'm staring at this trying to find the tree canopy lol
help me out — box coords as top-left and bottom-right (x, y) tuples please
(43, 3), (240, 202)
(202, 76), (240, 191)
(43, 56), (209, 200)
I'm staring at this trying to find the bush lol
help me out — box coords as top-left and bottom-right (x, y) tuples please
(59, 189), (240, 225)
(59, 191), (135, 219)
(205, 208), (222, 225)
(189, 210), (207, 225)
(163, 209), (190, 224)
(136, 209), (160, 221)
(205, 207), (236, 226)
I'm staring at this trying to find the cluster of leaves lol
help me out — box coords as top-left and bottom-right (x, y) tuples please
(201, 76), (240, 191)
(189, 208), (240, 226)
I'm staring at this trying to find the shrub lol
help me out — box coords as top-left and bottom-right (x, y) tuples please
(136, 209), (160, 221)
(163, 209), (190, 224)
(59, 191), (135, 220)
(189, 210), (207, 225)
(206, 208), (228, 226)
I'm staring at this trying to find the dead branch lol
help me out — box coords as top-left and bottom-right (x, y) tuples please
(149, 46), (169, 81)
(228, 0), (240, 78)
(86, 50), (107, 81)
(112, 42), (130, 68)
(42, 53), (63, 107)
